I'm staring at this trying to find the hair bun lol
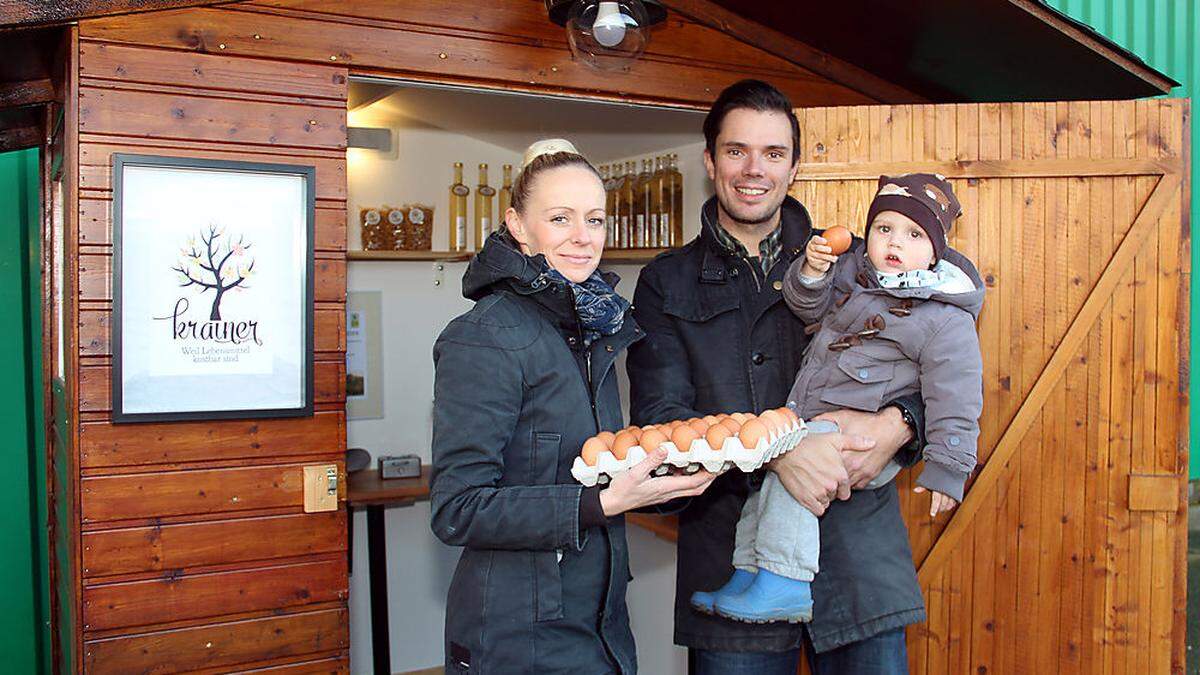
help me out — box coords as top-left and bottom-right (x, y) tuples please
(522, 138), (580, 168)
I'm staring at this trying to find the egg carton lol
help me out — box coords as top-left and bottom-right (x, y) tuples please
(571, 419), (840, 488)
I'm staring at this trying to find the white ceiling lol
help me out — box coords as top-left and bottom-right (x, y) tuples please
(349, 80), (705, 163)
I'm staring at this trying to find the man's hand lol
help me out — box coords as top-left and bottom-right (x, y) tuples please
(814, 407), (914, 488)
(768, 432), (876, 516)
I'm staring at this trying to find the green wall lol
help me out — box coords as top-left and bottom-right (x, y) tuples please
(0, 147), (48, 673)
(1047, 0), (1199, 478)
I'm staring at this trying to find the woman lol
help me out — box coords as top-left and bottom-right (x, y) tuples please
(430, 139), (714, 674)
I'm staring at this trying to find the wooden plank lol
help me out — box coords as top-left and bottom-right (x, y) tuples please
(0, 77), (56, 107)
(81, 462), (344, 522)
(0, 0), (236, 28)
(78, 306), (343, 357)
(82, 558), (346, 631)
(1081, 98), (1114, 675)
(78, 359), (344, 412)
(991, 102), (1021, 675)
(79, 40), (347, 100)
(1126, 474), (1182, 512)
(78, 86), (346, 150)
(1056, 98), (1090, 674)
(230, 654), (348, 674)
(792, 157), (1177, 180)
(78, 148), (346, 201)
(1103, 98), (1137, 675)
(968, 101), (1000, 675)
(82, 511), (344, 576)
(80, 410), (343, 468)
(1129, 99), (1156, 675)
(84, 607), (347, 675)
(78, 252), (344, 302)
(80, 6), (873, 108)
(918, 170), (1180, 584)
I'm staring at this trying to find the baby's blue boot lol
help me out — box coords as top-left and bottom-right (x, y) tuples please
(689, 568), (756, 615)
(714, 568), (813, 623)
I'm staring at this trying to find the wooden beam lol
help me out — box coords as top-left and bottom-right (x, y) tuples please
(1010, 0), (1178, 95)
(917, 172), (1181, 585)
(0, 123), (41, 150)
(0, 77), (55, 108)
(659, 0), (928, 104)
(0, 0), (234, 29)
(793, 158), (1182, 180)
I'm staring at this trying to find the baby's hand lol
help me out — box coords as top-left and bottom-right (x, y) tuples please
(913, 485), (958, 517)
(802, 235), (839, 276)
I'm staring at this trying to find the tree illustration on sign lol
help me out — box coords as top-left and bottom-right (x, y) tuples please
(172, 225), (255, 321)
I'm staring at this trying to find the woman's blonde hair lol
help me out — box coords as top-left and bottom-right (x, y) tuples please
(510, 138), (601, 214)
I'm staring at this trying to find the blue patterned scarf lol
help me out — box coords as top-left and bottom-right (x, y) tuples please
(544, 268), (630, 342)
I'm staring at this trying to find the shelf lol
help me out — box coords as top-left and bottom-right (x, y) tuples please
(346, 248), (670, 264)
(347, 250), (473, 262)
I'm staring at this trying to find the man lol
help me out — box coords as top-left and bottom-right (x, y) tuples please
(627, 79), (926, 674)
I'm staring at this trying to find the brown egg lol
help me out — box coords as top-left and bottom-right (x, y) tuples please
(729, 412), (748, 423)
(625, 426), (643, 441)
(702, 415), (721, 426)
(739, 419), (770, 448)
(759, 410), (785, 435)
(688, 419), (710, 435)
(720, 417), (743, 434)
(823, 225), (853, 255)
(667, 420), (684, 429)
(671, 424), (700, 451)
(612, 431), (639, 460)
(640, 428), (669, 452)
(776, 407), (799, 424)
(642, 424), (660, 432)
(581, 437), (607, 466)
(706, 424), (732, 450)
(596, 431), (616, 449)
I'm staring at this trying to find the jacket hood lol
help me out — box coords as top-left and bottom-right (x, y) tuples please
(852, 242), (985, 320)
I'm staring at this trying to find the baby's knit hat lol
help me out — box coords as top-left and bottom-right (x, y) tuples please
(865, 173), (961, 262)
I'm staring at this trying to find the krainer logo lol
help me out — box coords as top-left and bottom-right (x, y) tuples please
(157, 224), (263, 346)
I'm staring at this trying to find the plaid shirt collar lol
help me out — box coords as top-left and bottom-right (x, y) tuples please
(707, 215), (784, 276)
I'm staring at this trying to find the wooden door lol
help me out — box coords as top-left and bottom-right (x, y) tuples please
(790, 100), (1189, 674)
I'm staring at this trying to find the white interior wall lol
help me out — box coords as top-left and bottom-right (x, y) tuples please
(345, 97), (713, 673)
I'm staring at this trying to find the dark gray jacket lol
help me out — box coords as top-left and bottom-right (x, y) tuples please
(784, 239), (985, 501)
(431, 232), (641, 674)
(627, 198), (927, 653)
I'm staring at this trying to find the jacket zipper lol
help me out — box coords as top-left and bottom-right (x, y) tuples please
(585, 350), (601, 432)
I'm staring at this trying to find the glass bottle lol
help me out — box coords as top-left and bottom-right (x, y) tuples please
(669, 154), (684, 246)
(449, 162), (469, 252)
(621, 160), (637, 248)
(498, 164), (513, 220)
(602, 165), (615, 248)
(475, 163), (496, 249)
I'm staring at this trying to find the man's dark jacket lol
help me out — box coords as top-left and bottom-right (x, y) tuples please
(627, 195), (926, 653)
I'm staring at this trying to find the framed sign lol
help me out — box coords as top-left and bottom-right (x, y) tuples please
(112, 154), (315, 423)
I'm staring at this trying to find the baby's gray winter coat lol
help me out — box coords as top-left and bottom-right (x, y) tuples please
(783, 239), (985, 501)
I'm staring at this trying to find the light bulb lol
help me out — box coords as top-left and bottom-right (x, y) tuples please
(592, 1), (626, 47)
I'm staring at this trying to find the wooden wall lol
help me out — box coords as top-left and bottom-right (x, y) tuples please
(70, 23), (350, 675)
(61, 1), (879, 672)
(790, 99), (1190, 674)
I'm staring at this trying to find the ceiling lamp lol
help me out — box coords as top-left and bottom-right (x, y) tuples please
(546, 1), (667, 71)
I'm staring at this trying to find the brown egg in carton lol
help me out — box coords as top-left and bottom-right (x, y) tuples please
(571, 409), (838, 488)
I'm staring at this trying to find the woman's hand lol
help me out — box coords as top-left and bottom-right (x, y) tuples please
(801, 235), (839, 277)
(914, 486), (958, 517)
(599, 448), (717, 516)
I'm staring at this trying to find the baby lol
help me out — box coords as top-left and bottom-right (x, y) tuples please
(691, 173), (985, 623)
